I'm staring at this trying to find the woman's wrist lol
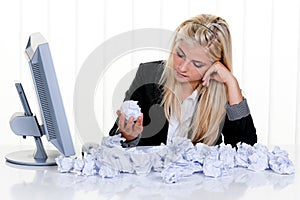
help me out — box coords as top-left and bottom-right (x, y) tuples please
(122, 133), (139, 141)
(225, 76), (243, 105)
(121, 134), (141, 148)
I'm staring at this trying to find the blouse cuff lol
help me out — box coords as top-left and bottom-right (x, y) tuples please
(225, 98), (250, 121)
(121, 134), (141, 148)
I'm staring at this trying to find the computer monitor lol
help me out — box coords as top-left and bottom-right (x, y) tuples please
(5, 33), (75, 166)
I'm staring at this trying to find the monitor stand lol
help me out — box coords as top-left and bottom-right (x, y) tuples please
(5, 136), (60, 166)
(5, 150), (60, 166)
(6, 83), (61, 166)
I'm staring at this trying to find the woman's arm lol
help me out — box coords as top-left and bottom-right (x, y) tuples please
(109, 64), (146, 146)
(202, 61), (243, 105)
(202, 61), (257, 146)
(222, 102), (257, 146)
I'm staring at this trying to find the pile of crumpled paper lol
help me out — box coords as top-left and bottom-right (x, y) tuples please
(56, 135), (295, 184)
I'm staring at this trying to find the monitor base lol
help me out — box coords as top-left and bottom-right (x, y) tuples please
(5, 150), (60, 166)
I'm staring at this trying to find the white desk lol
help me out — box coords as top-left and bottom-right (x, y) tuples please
(1, 145), (300, 200)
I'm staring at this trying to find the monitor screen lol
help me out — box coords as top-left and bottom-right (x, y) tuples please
(6, 33), (75, 166)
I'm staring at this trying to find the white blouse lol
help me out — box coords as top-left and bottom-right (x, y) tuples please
(166, 90), (199, 145)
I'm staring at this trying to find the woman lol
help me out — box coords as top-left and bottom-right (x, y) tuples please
(109, 14), (257, 148)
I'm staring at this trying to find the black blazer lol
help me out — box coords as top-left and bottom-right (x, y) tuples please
(109, 60), (257, 147)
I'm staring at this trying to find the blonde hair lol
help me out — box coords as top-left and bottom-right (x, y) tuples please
(160, 14), (232, 145)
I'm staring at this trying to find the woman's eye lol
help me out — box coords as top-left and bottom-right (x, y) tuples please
(176, 51), (185, 58)
(193, 62), (203, 68)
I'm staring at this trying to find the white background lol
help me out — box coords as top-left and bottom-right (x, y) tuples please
(0, 0), (299, 151)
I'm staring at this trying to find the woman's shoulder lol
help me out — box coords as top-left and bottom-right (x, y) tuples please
(137, 60), (165, 83)
(138, 60), (165, 70)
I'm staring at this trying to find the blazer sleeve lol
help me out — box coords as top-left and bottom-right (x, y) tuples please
(221, 99), (257, 147)
(109, 61), (165, 147)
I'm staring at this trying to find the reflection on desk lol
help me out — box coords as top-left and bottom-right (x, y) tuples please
(5, 161), (296, 200)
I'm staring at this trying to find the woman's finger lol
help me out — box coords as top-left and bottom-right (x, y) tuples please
(202, 64), (216, 82)
(116, 110), (121, 117)
(118, 113), (126, 130)
(132, 116), (143, 134)
(126, 116), (134, 129)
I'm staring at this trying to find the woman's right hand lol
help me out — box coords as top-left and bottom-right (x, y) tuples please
(116, 110), (143, 141)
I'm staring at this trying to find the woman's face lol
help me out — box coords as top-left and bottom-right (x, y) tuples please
(172, 40), (212, 89)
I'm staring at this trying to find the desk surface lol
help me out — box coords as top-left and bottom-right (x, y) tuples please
(1, 145), (300, 200)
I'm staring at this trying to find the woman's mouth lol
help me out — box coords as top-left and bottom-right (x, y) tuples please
(176, 71), (188, 78)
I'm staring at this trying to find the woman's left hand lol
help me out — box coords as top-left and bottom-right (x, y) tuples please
(202, 61), (233, 87)
(202, 61), (243, 105)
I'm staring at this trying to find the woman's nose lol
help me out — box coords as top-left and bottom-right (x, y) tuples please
(178, 59), (190, 71)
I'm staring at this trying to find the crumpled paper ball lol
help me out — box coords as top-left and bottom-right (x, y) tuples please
(120, 100), (142, 121)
